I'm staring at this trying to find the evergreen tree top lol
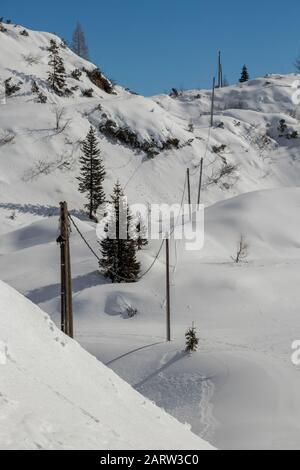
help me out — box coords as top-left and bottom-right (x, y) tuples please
(113, 180), (124, 196)
(47, 39), (59, 54)
(239, 65), (249, 83)
(81, 126), (101, 158)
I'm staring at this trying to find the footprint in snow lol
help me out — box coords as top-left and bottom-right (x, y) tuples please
(0, 341), (9, 365)
(54, 337), (66, 347)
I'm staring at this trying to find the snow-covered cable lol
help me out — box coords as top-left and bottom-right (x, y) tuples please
(68, 214), (101, 262)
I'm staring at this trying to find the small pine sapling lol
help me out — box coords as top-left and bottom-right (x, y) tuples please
(185, 323), (199, 353)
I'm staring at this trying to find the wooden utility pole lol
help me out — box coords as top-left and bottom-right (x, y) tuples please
(57, 201), (73, 338)
(220, 63), (223, 88)
(210, 77), (216, 128)
(217, 51), (223, 89)
(187, 168), (192, 221)
(218, 51), (221, 88)
(166, 238), (171, 342)
(197, 158), (204, 208)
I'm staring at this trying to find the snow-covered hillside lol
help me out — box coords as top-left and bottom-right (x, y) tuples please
(2, 22), (300, 451)
(1, 23), (300, 232)
(1, 188), (300, 449)
(0, 279), (213, 450)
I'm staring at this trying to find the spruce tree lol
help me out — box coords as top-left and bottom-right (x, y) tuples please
(136, 214), (148, 251)
(77, 126), (106, 220)
(185, 324), (199, 353)
(100, 182), (141, 283)
(239, 65), (249, 83)
(47, 39), (66, 95)
(71, 22), (89, 60)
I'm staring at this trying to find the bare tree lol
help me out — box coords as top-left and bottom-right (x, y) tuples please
(23, 152), (76, 182)
(22, 53), (41, 65)
(71, 22), (89, 60)
(232, 235), (249, 263)
(54, 106), (72, 133)
(205, 162), (239, 189)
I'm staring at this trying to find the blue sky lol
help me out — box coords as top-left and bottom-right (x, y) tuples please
(1, 0), (300, 95)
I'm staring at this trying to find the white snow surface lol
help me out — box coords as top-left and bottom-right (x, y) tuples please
(0, 279), (213, 450)
(1, 23), (300, 450)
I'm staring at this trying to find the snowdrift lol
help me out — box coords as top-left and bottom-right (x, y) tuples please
(0, 279), (213, 450)
(1, 188), (300, 449)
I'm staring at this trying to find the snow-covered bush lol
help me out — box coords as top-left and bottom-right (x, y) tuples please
(126, 306), (138, 318)
(22, 53), (41, 66)
(82, 88), (94, 97)
(212, 144), (227, 154)
(84, 67), (115, 94)
(20, 29), (29, 37)
(278, 119), (298, 139)
(8, 211), (17, 221)
(99, 118), (180, 158)
(37, 92), (47, 104)
(71, 69), (82, 81)
(4, 78), (21, 97)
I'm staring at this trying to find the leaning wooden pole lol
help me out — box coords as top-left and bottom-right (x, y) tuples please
(58, 205), (66, 334)
(66, 228), (74, 339)
(57, 202), (73, 339)
(210, 77), (216, 127)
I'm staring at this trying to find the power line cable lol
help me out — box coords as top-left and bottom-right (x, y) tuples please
(68, 171), (187, 283)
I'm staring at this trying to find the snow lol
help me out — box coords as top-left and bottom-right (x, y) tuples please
(0, 279), (213, 450)
(2, 24), (300, 218)
(1, 22), (300, 450)
(1, 189), (300, 449)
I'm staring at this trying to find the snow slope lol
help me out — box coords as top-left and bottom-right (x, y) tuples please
(1, 188), (300, 449)
(0, 279), (213, 450)
(2, 22), (300, 450)
(1, 23), (300, 232)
